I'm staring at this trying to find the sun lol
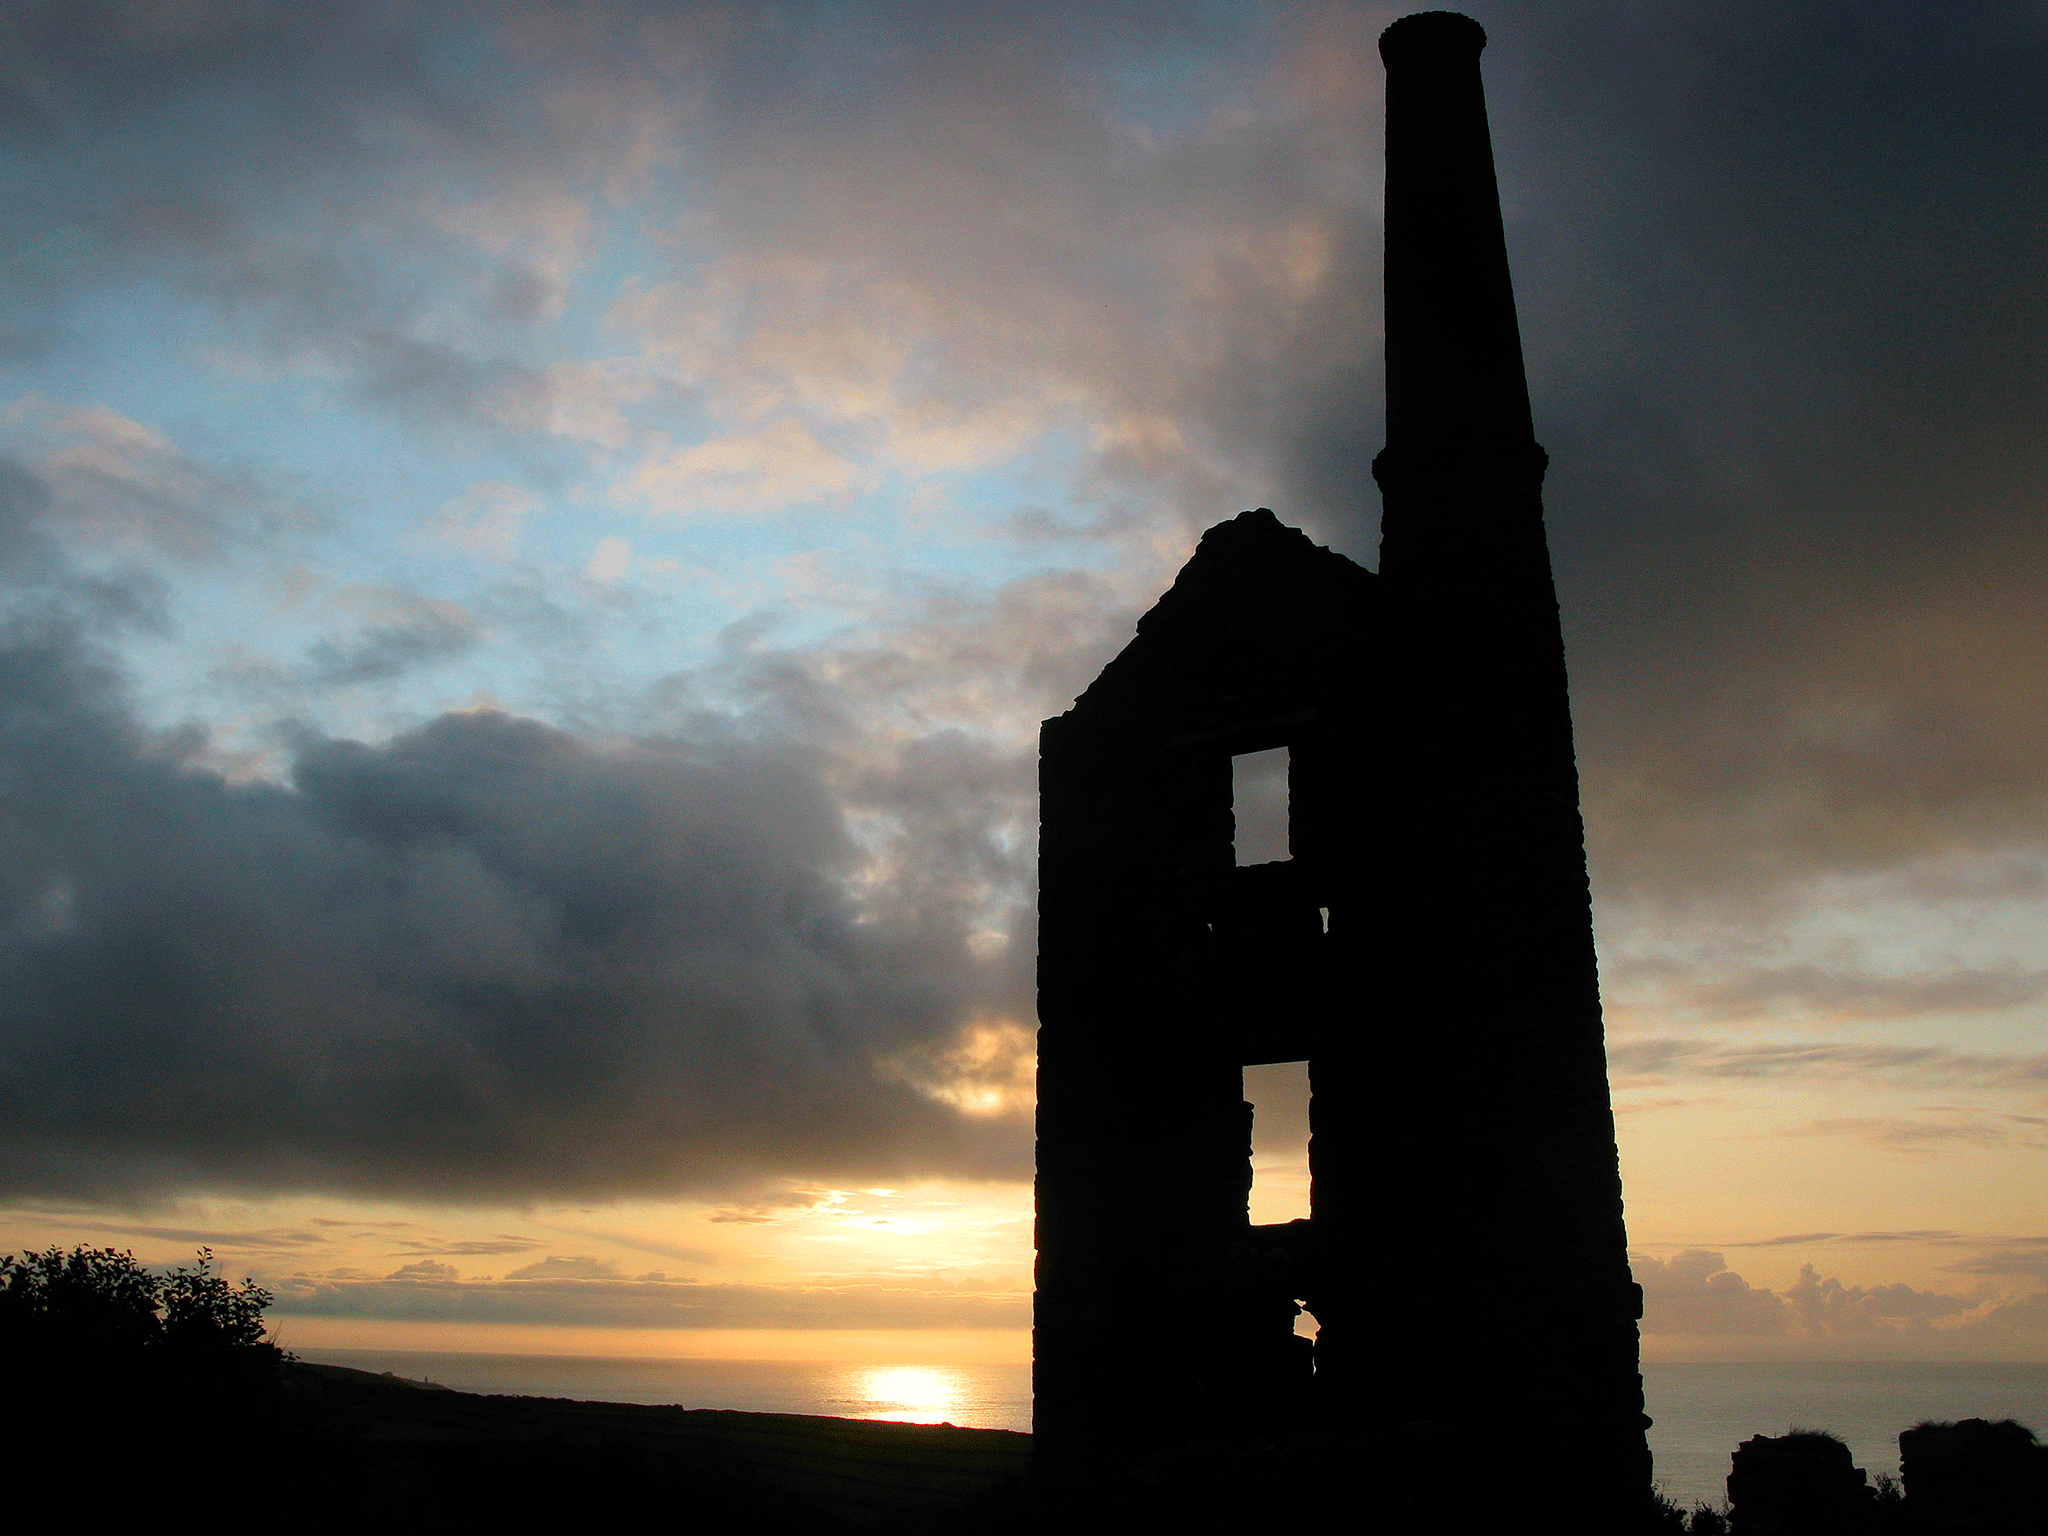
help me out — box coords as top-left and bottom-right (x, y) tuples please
(857, 1367), (960, 1423)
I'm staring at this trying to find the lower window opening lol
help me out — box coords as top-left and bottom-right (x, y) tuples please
(1244, 1059), (1311, 1226)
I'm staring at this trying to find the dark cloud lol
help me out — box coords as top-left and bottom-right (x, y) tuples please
(298, 594), (482, 687)
(0, 462), (1032, 1204)
(0, 2), (622, 442)
(270, 1266), (1028, 1330)
(1470, 1), (2048, 906)
(1948, 1245), (2048, 1283)
(345, 331), (551, 431)
(608, 0), (2048, 912)
(0, 3), (472, 352)
(5, 0), (2044, 808)
(2, 0), (2045, 1205)
(0, 1219), (333, 1253)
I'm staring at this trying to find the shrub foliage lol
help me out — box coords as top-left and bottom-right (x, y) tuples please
(0, 1243), (279, 1370)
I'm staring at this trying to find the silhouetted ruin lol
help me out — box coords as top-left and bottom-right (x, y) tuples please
(1898, 1418), (2048, 1533)
(1714, 1420), (2048, 1535)
(1727, 1431), (1875, 1535)
(1035, 9), (1651, 1525)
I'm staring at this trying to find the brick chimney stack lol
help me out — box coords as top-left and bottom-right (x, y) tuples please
(1359, 11), (1653, 1529)
(1378, 11), (1534, 455)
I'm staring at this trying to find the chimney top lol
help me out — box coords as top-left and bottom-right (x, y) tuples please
(1378, 11), (1487, 65)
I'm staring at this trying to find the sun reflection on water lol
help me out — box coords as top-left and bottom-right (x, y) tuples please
(850, 1366), (965, 1424)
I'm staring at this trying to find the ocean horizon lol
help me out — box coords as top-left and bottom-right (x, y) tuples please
(291, 1349), (2048, 1509)
(1640, 1360), (2048, 1507)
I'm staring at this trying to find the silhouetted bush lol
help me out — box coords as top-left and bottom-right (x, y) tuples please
(2, 1244), (301, 1517)
(1650, 1488), (1732, 1534)
(0, 1243), (281, 1375)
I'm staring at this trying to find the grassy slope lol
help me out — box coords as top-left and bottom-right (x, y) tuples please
(291, 1360), (1034, 1528)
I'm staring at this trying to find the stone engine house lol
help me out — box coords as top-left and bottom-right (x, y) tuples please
(1034, 11), (1652, 1521)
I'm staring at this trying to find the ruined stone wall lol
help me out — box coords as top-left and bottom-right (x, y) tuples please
(1034, 512), (1377, 1473)
(1034, 13), (1649, 1525)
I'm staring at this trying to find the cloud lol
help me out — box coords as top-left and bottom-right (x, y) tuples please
(545, 1227), (720, 1266)
(386, 1258), (459, 1281)
(211, 587), (488, 700)
(270, 1267), (1029, 1330)
(1948, 1245), (2048, 1283)
(388, 1233), (546, 1258)
(1728, 1233), (1845, 1249)
(1632, 1249), (2048, 1355)
(431, 183), (594, 316)
(0, 461), (1035, 1204)
(1517, 1), (2048, 909)
(300, 588), (483, 687)
(2, 397), (309, 564)
(1608, 1038), (2048, 1091)
(531, 359), (658, 450)
(570, 0), (2048, 921)
(582, 535), (631, 583)
(1774, 1115), (2045, 1157)
(1780, 1264), (1987, 1334)
(1709, 1230), (1971, 1249)
(1624, 962), (2048, 1030)
(623, 418), (869, 517)
(434, 480), (537, 560)
(1635, 1250), (1792, 1338)
(1, 0), (2045, 1238)
(1612, 1096), (1707, 1116)
(0, 1219), (332, 1254)
(879, 1019), (1036, 1120)
(505, 1254), (622, 1281)
(0, 4), (482, 354)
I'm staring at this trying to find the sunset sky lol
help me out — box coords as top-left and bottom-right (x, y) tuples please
(2, 0), (2045, 1367)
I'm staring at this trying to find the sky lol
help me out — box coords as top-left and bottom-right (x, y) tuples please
(1, 0), (2045, 1368)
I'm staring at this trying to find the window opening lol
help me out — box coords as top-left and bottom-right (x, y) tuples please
(1231, 746), (1290, 866)
(1244, 1059), (1311, 1226)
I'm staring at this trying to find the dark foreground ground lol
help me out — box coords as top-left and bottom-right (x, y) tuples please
(20, 1355), (1034, 1529)
(279, 1363), (1383, 1530)
(286, 1360), (1037, 1529)
(29, 1356), (1402, 1530)
(51, 1360), (2045, 1532)
(24, 1355), (2040, 1532)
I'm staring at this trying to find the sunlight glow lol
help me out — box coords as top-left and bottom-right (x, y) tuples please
(849, 1216), (937, 1234)
(880, 1018), (1037, 1118)
(855, 1366), (963, 1423)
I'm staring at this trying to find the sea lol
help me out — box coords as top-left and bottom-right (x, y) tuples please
(294, 1351), (2048, 1511)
